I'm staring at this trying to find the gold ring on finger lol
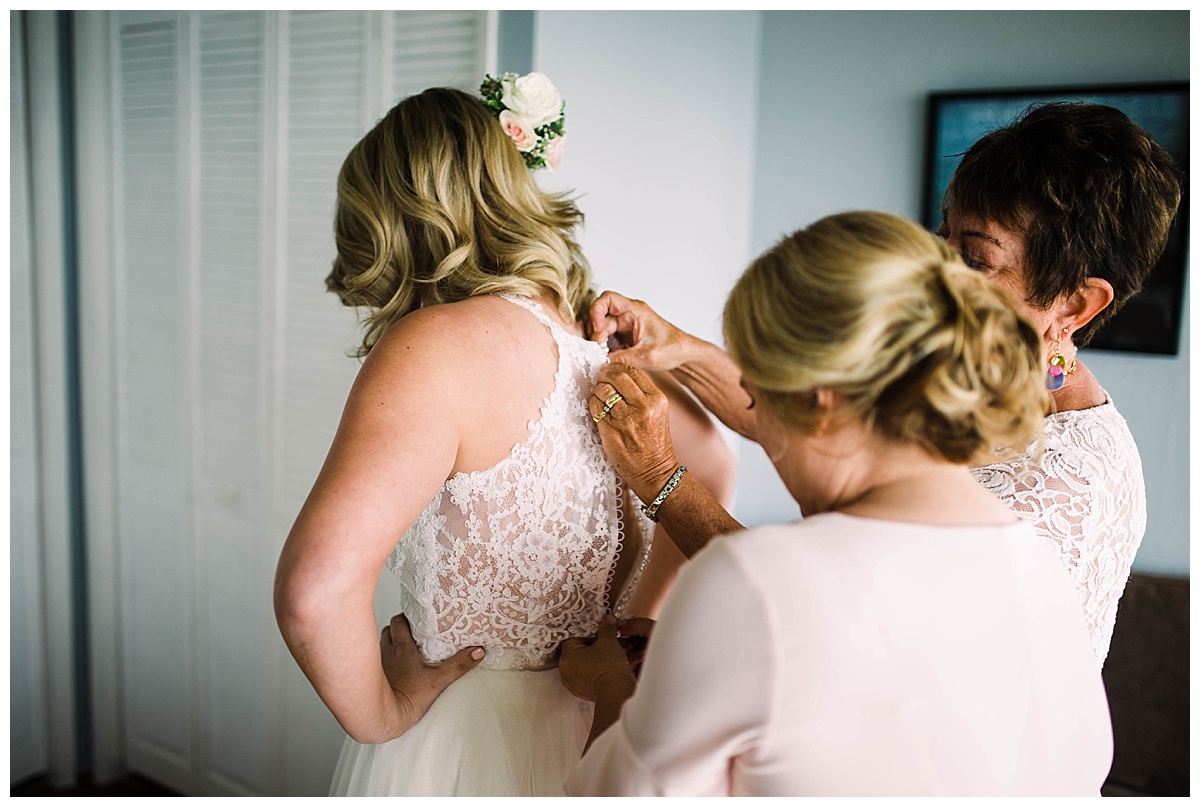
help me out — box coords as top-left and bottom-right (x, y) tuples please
(592, 408), (609, 423)
(604, 392), (624, 408)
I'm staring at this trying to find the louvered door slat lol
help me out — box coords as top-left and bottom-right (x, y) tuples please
(195, 11), (272, 794)
(276, 11), (370, 794)
(114, 14), (194, 790)
(393, 10), (485, 98)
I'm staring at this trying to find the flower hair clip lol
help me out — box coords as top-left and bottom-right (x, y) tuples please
(480, 71), (566, 172)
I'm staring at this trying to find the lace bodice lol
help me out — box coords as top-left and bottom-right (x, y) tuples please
(386, 294), (653, 670)
(972, 397), (1145, 666)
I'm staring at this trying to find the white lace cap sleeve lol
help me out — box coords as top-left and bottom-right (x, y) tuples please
(971, 398), (1146, 665)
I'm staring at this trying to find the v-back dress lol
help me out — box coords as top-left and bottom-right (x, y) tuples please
(329, 293), (653, 796)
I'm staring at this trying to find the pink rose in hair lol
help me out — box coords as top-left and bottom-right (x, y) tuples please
(499, 110), (537, 153)
(544, 134), (566, 172)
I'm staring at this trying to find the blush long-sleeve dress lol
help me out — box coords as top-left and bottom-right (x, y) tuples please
(567, 513), (1112, 797)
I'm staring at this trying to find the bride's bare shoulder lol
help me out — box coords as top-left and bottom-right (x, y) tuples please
(373, 296), (533, 357)
(358, 296), (548, 391)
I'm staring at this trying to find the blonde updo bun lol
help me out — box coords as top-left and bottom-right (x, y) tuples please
(723, 210), (1046, 464)
(327, 87), (594, 357)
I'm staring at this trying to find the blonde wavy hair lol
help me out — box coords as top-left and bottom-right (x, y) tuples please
(723, 211), (1047, 464)
(327, 87), (594, 357)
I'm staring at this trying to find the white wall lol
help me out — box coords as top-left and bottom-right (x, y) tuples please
(533, 11), (761, 349)
(748, 10), (1189, 575)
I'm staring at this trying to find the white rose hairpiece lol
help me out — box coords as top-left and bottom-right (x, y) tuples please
(480, 71), (566, 172)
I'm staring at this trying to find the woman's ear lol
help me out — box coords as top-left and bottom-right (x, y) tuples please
(1054, 277), (1114, 336)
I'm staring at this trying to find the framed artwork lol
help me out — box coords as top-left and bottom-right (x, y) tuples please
(922, 82), (1189, 355)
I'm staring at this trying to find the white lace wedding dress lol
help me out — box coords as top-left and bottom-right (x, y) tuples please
(972, 397), (1146, 666)
(329, 293), (653, 796)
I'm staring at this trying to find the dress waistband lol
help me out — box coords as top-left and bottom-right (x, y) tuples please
(476, 647), (558, 672)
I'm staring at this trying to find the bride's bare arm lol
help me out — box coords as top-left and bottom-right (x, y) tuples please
(273, 307), (484, 744)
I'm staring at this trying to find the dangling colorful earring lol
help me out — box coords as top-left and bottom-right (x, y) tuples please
(1045, 330), (1076, 391)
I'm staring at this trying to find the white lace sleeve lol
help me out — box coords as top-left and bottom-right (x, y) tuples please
(971, 400), (1146, 666)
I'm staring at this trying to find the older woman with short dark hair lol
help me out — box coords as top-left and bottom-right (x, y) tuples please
(585, 102), (1181, 667)
(944, 102), (1179, 345)
(939, 101), (1181, 664)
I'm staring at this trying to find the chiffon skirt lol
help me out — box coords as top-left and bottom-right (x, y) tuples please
(329, 666), (593, 796)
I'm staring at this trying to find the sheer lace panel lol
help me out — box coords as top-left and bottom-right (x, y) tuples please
(972, 399), (1146, 666)
(386, 294), (654, 669)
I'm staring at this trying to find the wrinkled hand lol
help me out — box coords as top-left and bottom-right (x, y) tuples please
(590, 291), (693, 371)
(559, 616), (638, 703)
(380, 614), (484, 733)
(590, 364), (681, 504)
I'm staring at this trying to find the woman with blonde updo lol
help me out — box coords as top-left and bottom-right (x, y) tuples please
(273, 83), (732, 796)
(587, 104), (1181, 666)
(559, 211), (1112, 796)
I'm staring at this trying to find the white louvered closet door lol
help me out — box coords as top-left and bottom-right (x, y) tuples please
(91, 10), (491, 796)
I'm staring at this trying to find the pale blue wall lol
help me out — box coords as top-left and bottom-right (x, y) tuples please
(533, 11), (761, 347)
(745, 10), (1189, 575)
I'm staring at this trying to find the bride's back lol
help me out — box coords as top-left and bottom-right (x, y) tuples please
(379, 293), (574, 478)
(278, 79), (652, 794)
(369, 292), (641, 669)
(316, 85), (644, 670)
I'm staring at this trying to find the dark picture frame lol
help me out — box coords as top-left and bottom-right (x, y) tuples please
(922, 82), (1189, 355)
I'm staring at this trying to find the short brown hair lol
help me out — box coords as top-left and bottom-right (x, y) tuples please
(943, 101), (1181, 346)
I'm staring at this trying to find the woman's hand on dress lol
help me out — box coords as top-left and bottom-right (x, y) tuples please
(559, 616), (638, 703)
(590, 291), (693, 371)
(590, 363), (681, 505)
(379, 613), (485, 735)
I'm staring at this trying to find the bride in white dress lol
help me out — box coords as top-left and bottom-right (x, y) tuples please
(273, 79), (731, 796)
(327, 291), (642, 795)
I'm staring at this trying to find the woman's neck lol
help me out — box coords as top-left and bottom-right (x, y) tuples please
(803, 432), (1015, 527)
(1048, 357), (1107, 413)
(836, 462), (1013, 526)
